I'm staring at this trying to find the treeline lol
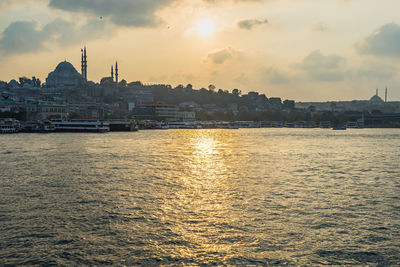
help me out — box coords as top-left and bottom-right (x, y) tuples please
(197, 109), (365, 124)
(150, 84), (247, 107)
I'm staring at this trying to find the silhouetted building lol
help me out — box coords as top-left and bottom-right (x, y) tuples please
(283, 100), (295, 109)
(46, 61), (83, 89)
(268, 97), (282, 110)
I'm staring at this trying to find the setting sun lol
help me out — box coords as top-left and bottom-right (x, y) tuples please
(197, 18), (215, 37)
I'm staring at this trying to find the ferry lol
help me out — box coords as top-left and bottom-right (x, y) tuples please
(51, 120), (110, 133)
(0, 118), (20, 134)
(21, 121), (56, 133)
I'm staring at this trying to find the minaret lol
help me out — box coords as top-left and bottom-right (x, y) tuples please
(385, 87), (388, 102)
(83, 46), (87, 82)
(115, 61), (119, 85)
(111, 65), (114, 81)
(376, 88), (378, 96)
(81, 46), (88, 82)
(81, 49), (84, 79)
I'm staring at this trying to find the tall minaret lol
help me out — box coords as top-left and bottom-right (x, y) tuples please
(83, 46), (87, 82)
(385, 87), (388, 102)
(376, 88), (378, 96)
(111, 65), (114, 81)
(81, 46), (88, 82)
(81, 49), (84, 79)
(115, 61), (119, 85)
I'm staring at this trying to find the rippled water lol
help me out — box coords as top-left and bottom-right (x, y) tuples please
(1, 129), (399, 266)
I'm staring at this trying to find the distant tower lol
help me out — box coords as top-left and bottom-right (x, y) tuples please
(385, 87), (388, 102)
(81, 49), (84, 78)
(376, 88), (378, 96)
(81, 46), (87, 82)
(115, 61), (119, 85)
(111, 65), (114, 81)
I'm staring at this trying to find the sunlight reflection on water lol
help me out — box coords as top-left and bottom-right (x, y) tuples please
(0, 129), (399, 265)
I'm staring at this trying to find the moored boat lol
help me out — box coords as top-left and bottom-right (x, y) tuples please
(0, 118), (20, 134)
(51, 120), (110, 133)
(332, 126), (347, 130)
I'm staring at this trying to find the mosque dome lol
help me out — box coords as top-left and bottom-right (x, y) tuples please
(46, 61), (83, 88)
(369, 94), (384, 105)
(54, 61), (77, 73)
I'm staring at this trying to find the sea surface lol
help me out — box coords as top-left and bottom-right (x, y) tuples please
(0, 129), (399, 266)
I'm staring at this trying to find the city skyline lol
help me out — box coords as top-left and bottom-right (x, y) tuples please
(1, 0), (400, 101)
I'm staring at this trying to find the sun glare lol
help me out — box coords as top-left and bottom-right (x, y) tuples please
(197, 18), (215, 37)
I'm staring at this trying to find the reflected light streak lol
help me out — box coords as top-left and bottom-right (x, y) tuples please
(159, 130), (243, 261)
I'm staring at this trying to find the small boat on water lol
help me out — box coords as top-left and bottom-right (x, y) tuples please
(332, 126), (347, 130)
(51, 120), (110, 133)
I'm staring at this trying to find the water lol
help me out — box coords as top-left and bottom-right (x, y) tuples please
(0, 129), (399, 266)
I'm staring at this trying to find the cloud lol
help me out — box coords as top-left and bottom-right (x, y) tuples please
(0, 19), (107, 55)
(356, 23), (400, 57)
(299, 50), (344, 70)
(296, 50), (346, 82)
(44, 18), (107, 46)
(0, 21), (47, 54)
(356, 61), (395, 80)
(268, 68), (290, 84)
(234, 72), (249, 85)
(259, 67), (290, 85)
(238, 18), (268, 30)
(206, 48), (237, 64)
(311, 22), (329, 32)
(48, 0), (177, 27)
(203, 0), (264, 3)
(0, 0), (37, 10)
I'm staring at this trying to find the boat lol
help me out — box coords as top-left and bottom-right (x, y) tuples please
(21, 121), (56, 133)
(0, 118), (20, 134)
(37, 121), (56, 133)
(51, 120), (110, 133)
(332, 126), (347, 130)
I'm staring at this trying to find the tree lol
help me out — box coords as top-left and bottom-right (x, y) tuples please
(232, 88), (241, 96)
(208, 84), (216, 92)
(119, 79), (127, 87)
(128, 81), (143, 87)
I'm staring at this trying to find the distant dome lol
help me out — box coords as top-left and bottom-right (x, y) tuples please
(46, 60), (83, 88)
(8, 79), (19, 89)
(369, 94), (384, 105)
(55, 61), (77, 73)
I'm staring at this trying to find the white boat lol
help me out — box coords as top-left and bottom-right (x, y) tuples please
(0, 118), (20, 133)
(51, 120), (110, 133)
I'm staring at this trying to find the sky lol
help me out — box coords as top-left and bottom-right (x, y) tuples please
(0, 0), (400, 101)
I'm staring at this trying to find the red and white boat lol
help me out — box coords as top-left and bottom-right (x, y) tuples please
(51, 120), (110, 133)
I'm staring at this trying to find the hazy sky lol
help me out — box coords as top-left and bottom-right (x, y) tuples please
(0, 0), (400, 101)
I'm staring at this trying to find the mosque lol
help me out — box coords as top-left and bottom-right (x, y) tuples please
(45, 47), (118, 88)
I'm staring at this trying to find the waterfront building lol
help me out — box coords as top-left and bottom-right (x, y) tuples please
(134, 102), (178, 120)
(177, 111), (196, 121)
(26, 102), (68, 120)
